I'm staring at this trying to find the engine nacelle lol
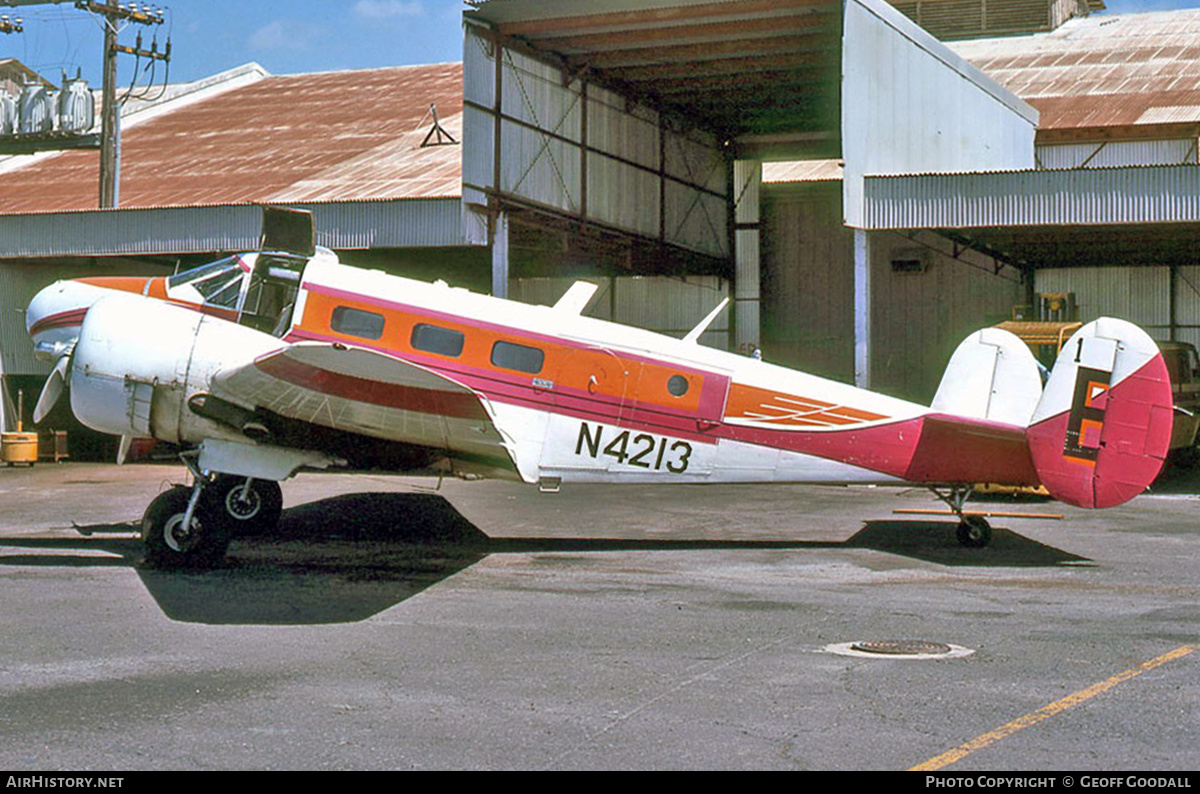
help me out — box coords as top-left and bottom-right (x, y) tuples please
(71, 294), (284, 443)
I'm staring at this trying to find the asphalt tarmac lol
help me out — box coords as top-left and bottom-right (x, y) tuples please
(0, 461), (1197, 770)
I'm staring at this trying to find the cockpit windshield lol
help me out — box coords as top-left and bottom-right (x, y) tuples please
(167, 256), (248, 310)
(164, 252), (312, 337)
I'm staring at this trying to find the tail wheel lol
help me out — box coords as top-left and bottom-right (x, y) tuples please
(211, 475), (282, 536)
(142, 485), (230, 569)
(956, 515), (993, 549)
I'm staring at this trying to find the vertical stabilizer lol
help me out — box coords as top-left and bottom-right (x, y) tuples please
(1027, 318), (1173, 508)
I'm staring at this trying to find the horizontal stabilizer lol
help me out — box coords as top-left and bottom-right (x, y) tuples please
(1027, 318), (1173, 508)
(931, 327), (1042, 427)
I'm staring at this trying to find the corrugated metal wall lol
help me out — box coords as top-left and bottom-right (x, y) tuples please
(0, 199), (466, 258)
(509, 275), (730, 350)
(462, 24), (729, 259)
(761, 185), (856, 383)
(1181, 265), (1200, 351)
(1036, 266), (1200, 350)
(762, 187), (1022, 399)
(863, 166), (1200, 229)
(1036, 140), (1198, 170)
(888, 0), (1074, 38)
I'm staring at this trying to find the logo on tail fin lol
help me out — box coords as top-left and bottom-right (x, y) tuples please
(1064, 366), (1112, 464)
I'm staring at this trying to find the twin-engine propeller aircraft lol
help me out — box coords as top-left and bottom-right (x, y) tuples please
(26, 208), (1174, 568)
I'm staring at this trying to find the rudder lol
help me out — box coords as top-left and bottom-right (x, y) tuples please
(1027, 318), (1174, 508)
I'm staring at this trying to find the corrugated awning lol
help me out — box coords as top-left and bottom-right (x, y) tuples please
(862, 164), (1200, 268)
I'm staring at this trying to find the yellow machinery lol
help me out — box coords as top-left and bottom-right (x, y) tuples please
(1, 390), (38, 466)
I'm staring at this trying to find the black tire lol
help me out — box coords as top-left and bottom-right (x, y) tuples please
(142, 485), (231, 569)
(956, 515), (992, 549)
(210, 475), (283, 536)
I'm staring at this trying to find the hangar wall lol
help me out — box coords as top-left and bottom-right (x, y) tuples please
(1036, 266), (1200, 351)
(510, 275), (730, 351)
(869, 230), (1024, 401)
(761, 183), (854, 383)
(461, 24), (729, 260)
(762, 183), (1025, 402)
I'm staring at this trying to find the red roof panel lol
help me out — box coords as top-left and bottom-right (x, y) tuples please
(0, 62), (464, 213)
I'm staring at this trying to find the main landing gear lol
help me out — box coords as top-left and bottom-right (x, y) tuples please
(930, 485), (993, 549)
(141, 454), (283, 568)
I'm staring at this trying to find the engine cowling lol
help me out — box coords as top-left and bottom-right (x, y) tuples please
(70, 294), (285, 444)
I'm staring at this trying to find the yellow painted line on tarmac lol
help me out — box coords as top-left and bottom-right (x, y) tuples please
(910, 644), (1197, 772)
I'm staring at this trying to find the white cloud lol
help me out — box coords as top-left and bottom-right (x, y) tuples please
(353, 1), (425, 19)
(248, 19), (319, 51)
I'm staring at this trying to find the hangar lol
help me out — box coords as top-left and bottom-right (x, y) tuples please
(0, 0), (1196, 447)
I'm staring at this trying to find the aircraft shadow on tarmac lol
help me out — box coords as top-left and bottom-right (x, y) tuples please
(0, 492), (1089, 625)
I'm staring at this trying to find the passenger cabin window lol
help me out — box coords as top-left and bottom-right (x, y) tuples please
(411, 323), (465, 357)
(667, 375), (690, 397)
(331, 306), (385, 340)
(491, 341), (544, 375)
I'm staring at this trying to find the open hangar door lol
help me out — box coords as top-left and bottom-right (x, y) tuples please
(460, 0), (849, 352)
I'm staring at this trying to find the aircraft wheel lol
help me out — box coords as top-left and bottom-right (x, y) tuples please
(956, 515), (992, 549)
(142, 486), (230, 569)
(211, 475), (282, 535)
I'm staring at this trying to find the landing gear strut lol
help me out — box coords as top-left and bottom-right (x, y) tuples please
(930, 485), (993, 548)
(142, 483), (230, 569)
(141, 453), (283, 568)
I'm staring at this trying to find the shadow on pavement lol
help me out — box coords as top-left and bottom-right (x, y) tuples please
(0, 492), (1089, 625)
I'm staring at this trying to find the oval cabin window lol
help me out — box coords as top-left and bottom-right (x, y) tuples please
(411, 323), (465, 357)
(331, 306), (385, 340)
(491, 341), (545, 375)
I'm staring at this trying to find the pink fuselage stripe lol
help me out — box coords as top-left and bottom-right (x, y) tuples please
(30, 308), (89, 337)
(285, 328), (1042, 482)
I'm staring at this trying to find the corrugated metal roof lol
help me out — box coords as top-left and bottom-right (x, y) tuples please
(950, 9), (1200, 132)
(0, 62), (464, 213)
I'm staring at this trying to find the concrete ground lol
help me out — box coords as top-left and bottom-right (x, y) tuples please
(0, 460), (1197, 770)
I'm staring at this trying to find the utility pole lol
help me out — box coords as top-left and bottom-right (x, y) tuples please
(76, 1), (167, 208)
(98, 5), (118, 207)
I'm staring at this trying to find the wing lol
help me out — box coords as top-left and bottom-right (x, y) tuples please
(210, 341), (532, 481)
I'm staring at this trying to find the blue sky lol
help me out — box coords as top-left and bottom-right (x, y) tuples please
(2, 0), (1199, 88)
(3, 0), (466, 86)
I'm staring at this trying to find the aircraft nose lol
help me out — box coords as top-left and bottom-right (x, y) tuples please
(26, 280), (111, 360)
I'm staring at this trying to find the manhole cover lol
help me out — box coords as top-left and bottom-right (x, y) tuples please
(823, 640), (974, 660)
(851, 640), (953, 656)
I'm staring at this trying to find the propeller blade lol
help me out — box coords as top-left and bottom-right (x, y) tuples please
(117, 435), (133, 466)
(32, 355), (69, 424)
